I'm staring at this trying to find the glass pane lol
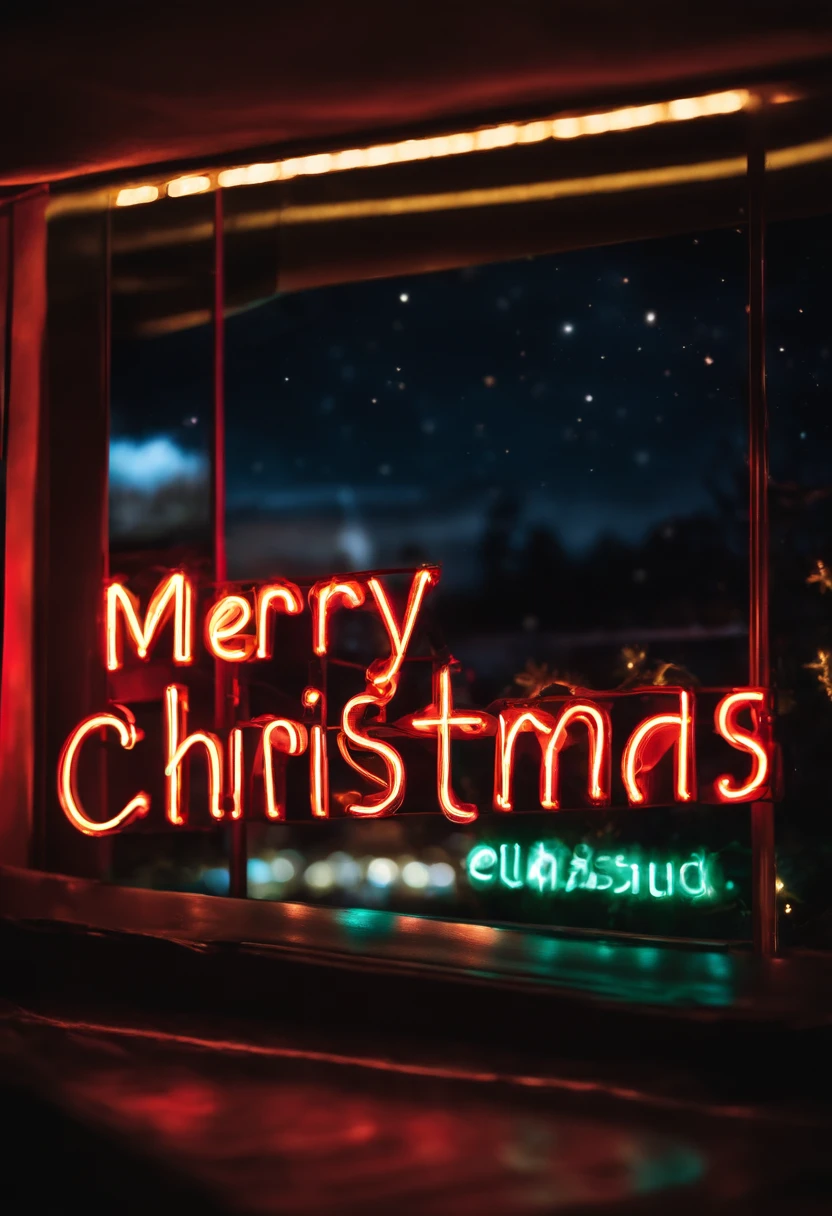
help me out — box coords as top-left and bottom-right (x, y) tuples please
(768, 210), (832, 950)
(208, 224), (752, 939)
(108, 193), (222, 890)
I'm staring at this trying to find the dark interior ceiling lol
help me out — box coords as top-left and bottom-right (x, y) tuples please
(3, 2), (832, 187)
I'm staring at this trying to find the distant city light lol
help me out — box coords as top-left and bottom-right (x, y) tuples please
(367, 857), (398, 888)
(329, 852), (362, 887)
(429, 862), (456, 889)
(645, 311), (656, 324)
(402, 860), (430, 889)
(305, 860), (335, 890)
(399, 293), (409, 303)
(271, 856), (295, 883)
(247, 858), (273, 887)
(202, 867), (230, 895)
(562, 322), (574, 334)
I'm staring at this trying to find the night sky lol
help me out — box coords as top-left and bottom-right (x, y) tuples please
(110, 215), (832, 577)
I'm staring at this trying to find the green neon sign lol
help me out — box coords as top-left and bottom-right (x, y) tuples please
(466, 841), (717, 900)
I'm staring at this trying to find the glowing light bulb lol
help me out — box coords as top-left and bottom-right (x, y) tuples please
(167, 175), (211, 198)
(115, 185), (159, 207)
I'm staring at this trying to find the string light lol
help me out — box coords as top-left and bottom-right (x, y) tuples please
(217, 163), (281, 188)
(806, 559), (832, 593)
(114, 184), (159, 207)
(108, 89), (751, 210)
(166, 175), (211, 198)
(805, 649), (832, 699)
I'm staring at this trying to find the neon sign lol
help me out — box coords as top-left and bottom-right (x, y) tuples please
(57, 567), (775, 833)
(466, 842), (717, 901)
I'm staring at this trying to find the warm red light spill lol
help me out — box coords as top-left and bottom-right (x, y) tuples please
(340, 693), (405, 817)
(255, 582), (304, 659)
(366, 569), (437, 692)
(412, 665), (488, 823)
(543, 702), (611, 809)
(205, 594), (255, 662)
(621, 690), (694, 805)
(309, 579), (365, 657)
(303, 686), (329, 817)
(164, 684), (224, 825)
(106, 572), (194, 671)
(260, 718), (308, 820)
(494, 709), (553, 811)
(57, 708), (150, 835)
(714, 690), (770, 802)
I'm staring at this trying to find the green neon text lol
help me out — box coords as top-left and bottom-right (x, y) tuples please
(466, 842), (717, 901)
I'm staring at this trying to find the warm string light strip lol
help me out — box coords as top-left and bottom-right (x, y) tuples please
(110, 89), (753, 209)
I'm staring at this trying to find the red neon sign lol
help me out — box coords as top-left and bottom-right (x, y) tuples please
(57, 569), (776, 833)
